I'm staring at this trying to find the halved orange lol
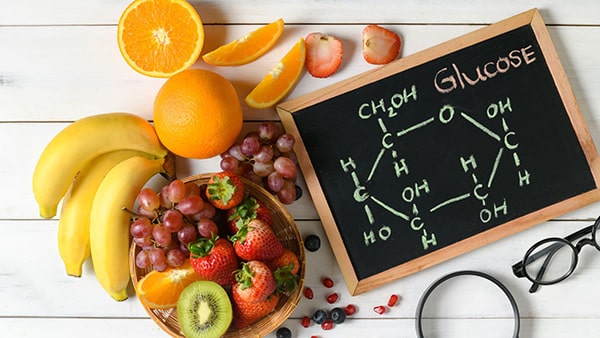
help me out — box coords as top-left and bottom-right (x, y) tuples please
(245, 38), (306, 109)
(202, 18), (285, 66)
(135, 261), (203, 309)
(117, 0), (204, 78)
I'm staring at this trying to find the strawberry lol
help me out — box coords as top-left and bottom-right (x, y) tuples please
(305, 32), (343, 78)
(231, 288), (280, 329)
(226, 195), (273, 234)
(231, 219), (284, 261)
(205, 171), (245, 210)
(263, 249), (301, 295)
(265, 248), (300, 275)
(362, 24), (402, 65)
(188, 236), (239, 286)
(233, 260), (276, 303)
(272, 264), (300, 294)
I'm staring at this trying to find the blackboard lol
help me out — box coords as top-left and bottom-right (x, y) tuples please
(277, 8), (600, 295)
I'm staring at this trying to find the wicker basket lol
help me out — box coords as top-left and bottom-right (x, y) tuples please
(129, 173), (306, 338)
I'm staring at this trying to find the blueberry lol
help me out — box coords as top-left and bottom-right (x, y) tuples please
(276, 327), (292, 338)
(330, 307), (347, 324)
(304, 234), (321, 252)
(312, 309), (328, 324)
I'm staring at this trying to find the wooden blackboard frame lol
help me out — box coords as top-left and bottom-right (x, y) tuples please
(277, 8), (600, 295)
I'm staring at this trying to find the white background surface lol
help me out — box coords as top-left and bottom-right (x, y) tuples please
(3, 1), (600, 337)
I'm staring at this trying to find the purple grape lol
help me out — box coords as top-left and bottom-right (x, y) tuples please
(274, 156), (297, 179)
(220, 155), (239, 171)
(162, 209), (183, 232)
(152, 224), (172, 247)
(130, 217), (152, 238)
(177, 224), (198, 245)
(254, 145), (274, 163)
(276, 133), (295, 152)
(267, 172), (285, 192)
(166, 249), (186, 267)
(135, 249), (151, 269)
(241, 134), (261, 156)
(258, 122), (284, 142)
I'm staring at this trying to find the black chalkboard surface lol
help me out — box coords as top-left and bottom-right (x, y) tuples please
(277, 9), (600, 295)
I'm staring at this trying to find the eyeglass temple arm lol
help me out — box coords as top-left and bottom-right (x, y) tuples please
(529, 247), (559, 293)
(564, 224), (595, 242)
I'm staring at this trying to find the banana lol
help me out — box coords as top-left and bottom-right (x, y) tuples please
(32, 112), (168, 219)
(89, 155), (169, 301)
(58, 149), (148, 278)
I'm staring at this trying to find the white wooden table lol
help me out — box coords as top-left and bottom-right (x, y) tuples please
(3, 1), (600, 337)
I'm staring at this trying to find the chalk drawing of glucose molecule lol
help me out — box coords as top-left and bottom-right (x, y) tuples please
(340, 92), (530, 252)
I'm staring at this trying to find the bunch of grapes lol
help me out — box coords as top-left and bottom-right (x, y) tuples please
(131, 179), (218, 272)
(219, 122), (299, 204)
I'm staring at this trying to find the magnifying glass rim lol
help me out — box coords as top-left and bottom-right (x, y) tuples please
(415, 270), (520, 338)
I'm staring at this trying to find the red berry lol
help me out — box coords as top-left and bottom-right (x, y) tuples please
(301, 316), (311, 328)
(344, 304), (357, 316)
(388, 294), (400, 307)
(311, 336), (319, 338)
(344, 304), (357, 315)
(303, 287), (314, 299)
(322, 277), (334, 288)
(374, 305), (387, 315)
(326, 292), (339, 304)
(321, 319), (334, 330)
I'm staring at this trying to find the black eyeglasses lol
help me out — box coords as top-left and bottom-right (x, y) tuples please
(512, 216), (600, 293)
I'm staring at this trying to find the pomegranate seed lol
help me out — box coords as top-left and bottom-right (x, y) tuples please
(310, 336), (319, 338)
(344, 304), (357, 316)
(303, 287), (314, 299)
(388, 294), (400, 307)
(326, 292), (339, 304)
(321, 319), (334, 330)
(301, 316), (311, 328)
(322, 277), (334, 288)
(374, 305), (387, 315)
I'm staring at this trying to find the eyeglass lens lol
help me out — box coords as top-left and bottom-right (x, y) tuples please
(524, 239), (576, 284)
(523, 223), (600, 284)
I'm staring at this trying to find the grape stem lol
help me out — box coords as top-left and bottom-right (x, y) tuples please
(121, 207), (141, 218)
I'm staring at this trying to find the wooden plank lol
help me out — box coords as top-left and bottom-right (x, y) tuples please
(0, 24), (599, 122)
(3, 318), (600, 338)
(1, 0), (600, 25)
(5, 219), (600, 318)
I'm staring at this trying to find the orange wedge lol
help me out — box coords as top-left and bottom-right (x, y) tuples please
(117, 0), (204, 78)
(245, 38), (306, 109)
(202, 18), (285, 66)
(135, 261), (202, 309)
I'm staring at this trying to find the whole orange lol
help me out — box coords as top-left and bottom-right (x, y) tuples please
(153, 69), (243, 159)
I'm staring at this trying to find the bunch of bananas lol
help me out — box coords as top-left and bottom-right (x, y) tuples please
(32, 112), (175, 301)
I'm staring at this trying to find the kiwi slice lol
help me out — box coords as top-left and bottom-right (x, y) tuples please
(177, 280), (233, 338)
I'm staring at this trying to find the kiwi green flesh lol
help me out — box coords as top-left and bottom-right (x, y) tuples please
(177, 281), (233, 338)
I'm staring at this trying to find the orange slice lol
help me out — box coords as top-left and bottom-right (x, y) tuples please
(135, 261), (202, 309)
(245, 38), (306, 109)
(202, 19), (285, 66)
(117, 0), (204, 78)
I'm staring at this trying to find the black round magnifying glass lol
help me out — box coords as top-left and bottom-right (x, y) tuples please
(415, 270), (520, 338)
